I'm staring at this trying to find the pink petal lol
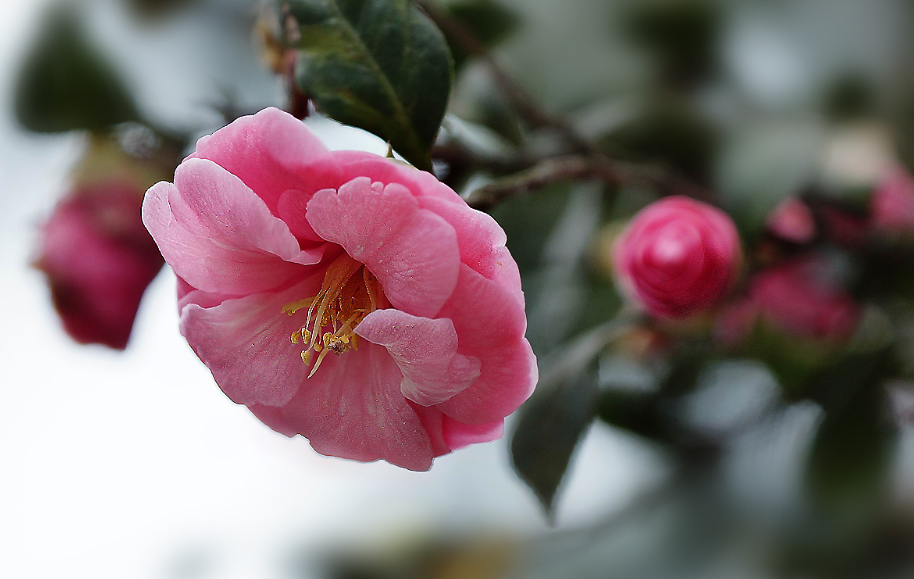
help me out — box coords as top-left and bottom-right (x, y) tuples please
(179, 275), (323, 406)
(436, 265), (538, 424)
(279, 343), (435, 471)
(356, 309), (481, 406)
(143, 160), (321, 295)
(444, 416), (505, 450)
(333, 150), (464, 204)
(191, 108), (341, 234)
(418, 196), (523, 296)
(408, 404), (452, 457)
(247, 404), (297, 437)
(307, 177), (461, 318)
(406, 406), (505, 453)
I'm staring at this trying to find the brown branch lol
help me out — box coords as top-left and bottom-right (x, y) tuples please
(465, 155), (708, 210)
(416, 0), (599, 156)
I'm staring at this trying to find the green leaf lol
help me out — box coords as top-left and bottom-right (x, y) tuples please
(806, 351), (899, 517)
(15, 8), (139, 133)
(279, 0), (453, 171)
(511, 368), (598, 522)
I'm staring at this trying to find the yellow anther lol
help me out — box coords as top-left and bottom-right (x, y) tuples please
(281, 253), (388, 374)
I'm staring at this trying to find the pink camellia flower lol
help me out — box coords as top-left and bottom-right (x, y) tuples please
(142, 108), (536, 471)
(766, 197), (815, 244)
(750, 258), (859, 341)
(36, 184), (164, 349)
(870, 167), (914, 232)
(612, 196), (741, 318)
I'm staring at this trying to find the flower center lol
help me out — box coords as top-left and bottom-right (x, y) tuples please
(282, 253), (386, 377)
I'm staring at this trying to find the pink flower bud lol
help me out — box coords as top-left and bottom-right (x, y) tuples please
(766, 197), (815, 243)
(612, 196), (741, 318)
(36, 185), (163, 349)
(749, 258), (859, 341)
(870, 167), (914, 232)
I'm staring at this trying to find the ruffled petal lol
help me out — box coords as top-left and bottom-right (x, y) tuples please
(418, 196), (523, 297)
(307, 177), (461, 318)
(179, 275), (323, 406)
(191, 108), (342, 231)
(356, 309), (480, 406)
(435, 265), (537, 424)
(332, 150), (463, 204)
(279, 343), (434, 471)
(143, 166), (319, 296)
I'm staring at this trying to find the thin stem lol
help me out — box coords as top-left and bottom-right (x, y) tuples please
(465, 155), (708, 210)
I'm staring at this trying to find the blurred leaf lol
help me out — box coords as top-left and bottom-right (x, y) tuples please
(597, 388), (663, 439)
(806, 351), (899, 517)
(625, 0), (721, 86)
(715, 121), (822, 237)
(511, 368), (598, 521)
(126, 0), (199, 20)
(600, 100), (718, 183)
(15, 8), (139, 133)
(441, 0), (519, 71)
(279, 0), (453, 171)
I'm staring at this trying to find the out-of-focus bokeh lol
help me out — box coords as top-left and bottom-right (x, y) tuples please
(4, 0), (914, 578)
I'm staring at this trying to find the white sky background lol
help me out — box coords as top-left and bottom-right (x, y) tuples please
(0, 1), (657, 578)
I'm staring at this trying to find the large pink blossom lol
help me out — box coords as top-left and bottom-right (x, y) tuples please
(142, 108), (536, 470)
(612, 196), (741, 318)
(36, 183), (163, 349)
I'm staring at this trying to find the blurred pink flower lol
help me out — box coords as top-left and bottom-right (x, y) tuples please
(750, 258), (859, 341)
(766, 197), (815, 243)
(36, 184), (164, 349)
(143, 108), (536, 471)
(870, 167), (914, 232)
(612, 196), (741, 318)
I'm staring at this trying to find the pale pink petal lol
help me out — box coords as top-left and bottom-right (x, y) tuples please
(436, 264), (538, 424)
(333, 150), (463, 204)
(444, 416), (505, 450)
(179, 275), (323, 406)
(176, 276), (230, 311)
(172, 159), (322, 266)
(307, 177), (461, 318)
(143, 178), (315, 296)
(191, 108), (342, 225)
(418, 196), (523, 296)
(356, 309), (480, 406)
(280, 343), (434, 471)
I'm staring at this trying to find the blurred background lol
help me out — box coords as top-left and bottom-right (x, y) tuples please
(4, 0), (914, 578)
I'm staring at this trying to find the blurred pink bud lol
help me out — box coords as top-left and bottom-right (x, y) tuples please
(870, 167), (914, 232)
(822, 206), (868, 248)
(766, 197), (815, 243)
(749, 258), (859, 341)
(612, 196), (741, 318)
(36, 184), (163, 349)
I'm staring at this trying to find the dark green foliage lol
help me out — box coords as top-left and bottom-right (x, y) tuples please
(278, 0), (453, 171)
(15, 8), (139, 133)
(511, 369), (598, 521)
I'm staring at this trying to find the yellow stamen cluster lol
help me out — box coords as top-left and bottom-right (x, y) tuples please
(283, 253), (385, 378)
